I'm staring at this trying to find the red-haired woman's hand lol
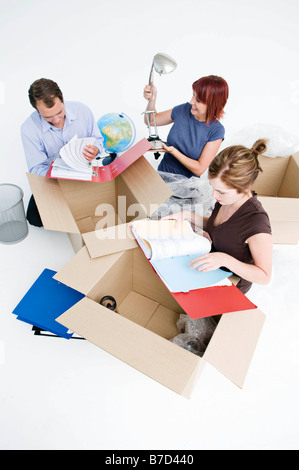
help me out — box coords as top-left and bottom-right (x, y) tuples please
(161, 142), (177, 155)
(143, 83), (157, 101)
(82, 144), (99, 161)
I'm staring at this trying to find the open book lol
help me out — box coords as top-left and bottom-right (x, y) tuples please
(131, 218), (211, 259)
(131, 219), (232, 293)
(50, 135), (96, 181)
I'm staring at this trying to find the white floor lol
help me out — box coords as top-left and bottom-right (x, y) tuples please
(1, 0), (299, 451)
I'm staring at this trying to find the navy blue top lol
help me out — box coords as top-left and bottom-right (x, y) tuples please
(158, 102), (225, 178)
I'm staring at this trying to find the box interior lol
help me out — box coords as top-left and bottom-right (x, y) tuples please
(58, 175), (149, 236)
(27, 154), (172, 239)
(55, 243), (219, 345)
(55, 245), (216, 397)
(82, 246), (187, 340)
(253, 152), (299, 198)
(252, 152), (299, 244)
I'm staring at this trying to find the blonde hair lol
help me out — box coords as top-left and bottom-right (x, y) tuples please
(208, 139), (268, 193)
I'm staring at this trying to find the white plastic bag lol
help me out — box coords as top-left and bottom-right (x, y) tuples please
(151, 170), (215, 219)
(220, 123), (299, 157)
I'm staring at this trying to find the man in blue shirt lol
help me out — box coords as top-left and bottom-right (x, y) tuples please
(21, 78), (103, 226)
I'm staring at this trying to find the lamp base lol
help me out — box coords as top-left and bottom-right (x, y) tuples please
(147, 136), (166, 150)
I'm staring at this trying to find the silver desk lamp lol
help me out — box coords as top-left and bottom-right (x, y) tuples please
(143, 53), (177, 154)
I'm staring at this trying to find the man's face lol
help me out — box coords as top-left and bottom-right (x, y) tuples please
(36, 96), (65, 129)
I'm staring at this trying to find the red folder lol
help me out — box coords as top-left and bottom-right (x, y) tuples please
(132, 226), (257, 319)
(47, 138), (153, 182)
(172, 284), (256, 319)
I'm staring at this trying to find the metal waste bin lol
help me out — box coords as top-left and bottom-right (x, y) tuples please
(0, 184), (28, 244)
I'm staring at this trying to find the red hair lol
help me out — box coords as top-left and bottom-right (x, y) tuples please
(192, 75), (229, 122)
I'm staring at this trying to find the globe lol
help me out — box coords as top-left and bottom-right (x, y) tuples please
(97, 112), (136, 161)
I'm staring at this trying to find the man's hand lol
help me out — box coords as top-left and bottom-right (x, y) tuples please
(82, 144), (99, 161)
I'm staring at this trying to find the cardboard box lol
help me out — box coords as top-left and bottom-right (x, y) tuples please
(27, 139), (172, 252)
(253, 152), (299, 244)
(54, 237), (266, 398)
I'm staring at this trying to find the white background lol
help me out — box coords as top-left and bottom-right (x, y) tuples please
(0, 0), (299, 450)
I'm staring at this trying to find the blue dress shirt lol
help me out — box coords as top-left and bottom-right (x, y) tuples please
(21, 101), (103, 175)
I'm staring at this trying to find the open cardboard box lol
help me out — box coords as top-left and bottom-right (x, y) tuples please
(27, 139), (172, 252)
(253, 152), (299, 244)
(54, 235), (266, 398)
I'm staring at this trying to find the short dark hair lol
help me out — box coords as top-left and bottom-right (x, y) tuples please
(28, 78), (64, 109)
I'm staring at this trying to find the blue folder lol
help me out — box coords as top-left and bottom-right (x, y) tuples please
(151, 255), (232, 293)
(12, 268), (85, 339)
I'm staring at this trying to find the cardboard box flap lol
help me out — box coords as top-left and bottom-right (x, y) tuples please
(83, 223), (137, 259)
(253, 155), (290, 196)
(119, 157), (173, 216)
(53, 245), (123, 295)
(56, 297), (204, 398)
(268, 221), (299, 244)
(27, 173), (80, 234)
(257, 196), (299, 244)
(204, 308), (266, 388)
(257, 196), (299, 222)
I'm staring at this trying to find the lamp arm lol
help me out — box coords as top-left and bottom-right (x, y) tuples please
(148, 60), (154, 84)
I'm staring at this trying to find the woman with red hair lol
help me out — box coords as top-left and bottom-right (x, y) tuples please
(143, 75), (229, 178)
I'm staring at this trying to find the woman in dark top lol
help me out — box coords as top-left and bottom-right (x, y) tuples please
(164, 139), (272, 294)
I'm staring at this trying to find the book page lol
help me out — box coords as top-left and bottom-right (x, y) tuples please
(51, 157), (92, 181)
(59, 135), (96, 170)
(132, 218), (194, 239)
(130, 226), (152, 258)
(149, 233), (210, 259)
(50, 135), (96, 180)
(131, 219), (211, 260)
